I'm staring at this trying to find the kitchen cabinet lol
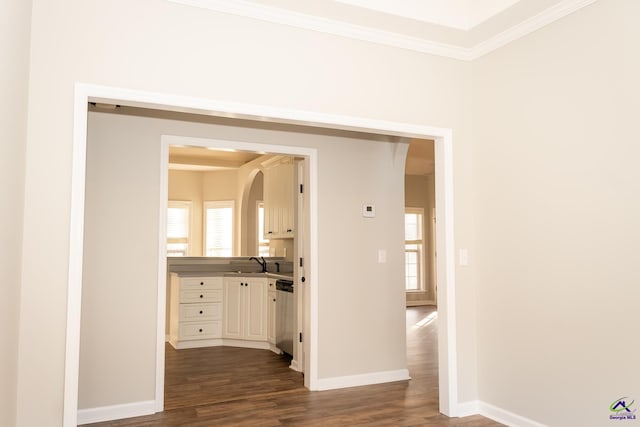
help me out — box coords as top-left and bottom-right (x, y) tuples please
(267, 279), (277, 345)
(223, 277), (268, 341)
(262, 156), (296, 239)
(169, 274), (223, 349)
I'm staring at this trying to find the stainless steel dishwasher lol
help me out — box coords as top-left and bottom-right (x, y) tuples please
(275, 279), (294, 356)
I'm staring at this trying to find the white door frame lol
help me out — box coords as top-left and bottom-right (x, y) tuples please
(64, 82), (458, 426)
(159, 134), (316, 388)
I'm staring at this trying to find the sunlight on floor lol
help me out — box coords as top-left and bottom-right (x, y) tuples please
(414, 311), (438, 328)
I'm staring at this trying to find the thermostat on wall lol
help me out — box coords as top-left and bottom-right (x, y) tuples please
(362, 204), (376, 218)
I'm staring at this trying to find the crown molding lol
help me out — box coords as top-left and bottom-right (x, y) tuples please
(169, 0), (472, 60)
(168, 0), (598, 61)
(469, 0), (599, 60)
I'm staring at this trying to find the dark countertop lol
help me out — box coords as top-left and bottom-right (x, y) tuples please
(170, 271), (294, 280)
(167, 257), (294, 280)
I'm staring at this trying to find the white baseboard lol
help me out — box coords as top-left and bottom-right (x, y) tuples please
(406, 300), (436, 307)
(269, 344), (282, 354)
(77, 400), (157, 425)
(315, 369), (410, 391)
(457, 400), (480, 417)
(169, 338), (224, 349)
(289, 358), (301, 372)
(478, 401), (548, 427)
(222, 339), (271, 350)
(168, 337), (273, 350)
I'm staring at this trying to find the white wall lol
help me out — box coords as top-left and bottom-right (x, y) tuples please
(18, 1), (476, 424)
(78, 109), (410, 411)
(472, 0), (640, 425)
(79, 112), (161, 409)
(15, 0), (640, 424)
(0, 1), (31, 426)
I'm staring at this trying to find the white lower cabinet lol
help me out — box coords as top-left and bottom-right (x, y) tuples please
(267, 279), (277, 345)
(223, 277), (268, 342)
(169, 275), (223, 349)
(169, 274), (276, 350)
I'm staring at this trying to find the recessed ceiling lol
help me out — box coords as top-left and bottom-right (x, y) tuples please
(169, 142), (434, 175)
(405, 139), (435, 176)
(335, 0), (521, 31)
(171, 0), (598, 60)
(169, 146), (264, 171)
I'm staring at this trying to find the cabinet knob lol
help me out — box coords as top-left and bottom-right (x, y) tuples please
(199, 294), (204, 298)
(199, 329), (203, 333)
(273, 298), (276, 302)
(287, 229), (292, 232)
(199, 310), (203, 314)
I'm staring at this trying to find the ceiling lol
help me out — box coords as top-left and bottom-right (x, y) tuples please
(89, 104), (433, 174)
(171, 0), (598, 60)
(406, 139), (435, 176)
(169, 146), (264, 171)
(170, 139), (434, 175)
(335, 0), (522, 31)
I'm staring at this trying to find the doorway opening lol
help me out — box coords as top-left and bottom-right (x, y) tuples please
(404, 139), (437, 307)
(161, 137), (309, 412)
(65, 83), (458, 427)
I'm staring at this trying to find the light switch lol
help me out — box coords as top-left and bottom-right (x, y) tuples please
(378, 249), (386, 263)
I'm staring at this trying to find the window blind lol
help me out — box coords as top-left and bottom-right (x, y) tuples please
(205, 201), (234, 256)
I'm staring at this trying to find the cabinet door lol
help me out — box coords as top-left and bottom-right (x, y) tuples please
(267, 287), (276, 344)
(263, 167), (276, 239)
(222, 278), (243, 339)
(282, 162), (295, 236)
(245, 279), (268, 341)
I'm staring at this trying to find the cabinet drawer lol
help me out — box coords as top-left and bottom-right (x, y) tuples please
(179, 321), (221, 340)
(180, 302), (221, 321)
(180, 277), (223, 290)
(180, 289), (222, 303)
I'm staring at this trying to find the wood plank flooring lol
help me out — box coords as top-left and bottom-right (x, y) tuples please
(84, 307), (502, 426)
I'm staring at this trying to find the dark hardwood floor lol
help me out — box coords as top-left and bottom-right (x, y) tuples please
(84, 307), (502, 426)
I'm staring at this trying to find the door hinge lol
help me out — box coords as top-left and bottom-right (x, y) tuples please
(299, 332), (303, 343)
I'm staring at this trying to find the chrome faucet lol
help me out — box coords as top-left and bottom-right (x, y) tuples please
(249, 256), (267, 273)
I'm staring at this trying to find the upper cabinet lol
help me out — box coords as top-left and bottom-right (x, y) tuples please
(262, 156), (296, 239)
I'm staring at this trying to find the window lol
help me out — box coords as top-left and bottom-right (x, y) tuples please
(167, 201), (191, 256)
(257, 201), (270, 257)
(204, 201), (234, 256)
(405, 208), (425, 291)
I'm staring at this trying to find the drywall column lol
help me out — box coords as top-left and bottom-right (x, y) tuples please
(0, 1), (32, 426)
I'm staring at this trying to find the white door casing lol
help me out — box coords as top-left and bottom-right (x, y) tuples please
(65, 83), (458, 426)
